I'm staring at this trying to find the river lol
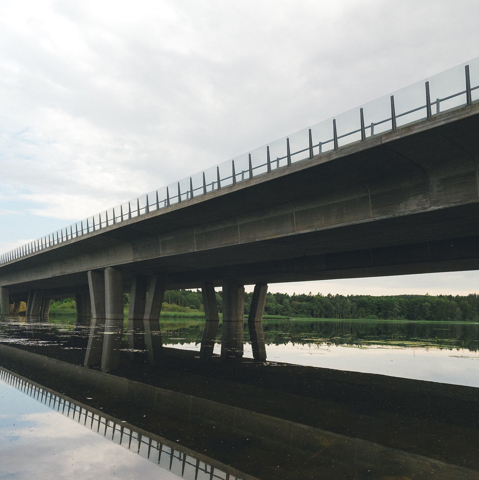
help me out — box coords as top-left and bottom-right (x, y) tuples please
(0, 315), (478, 479)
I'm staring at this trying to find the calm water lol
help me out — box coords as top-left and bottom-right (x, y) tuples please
(1, 315), (478, 479)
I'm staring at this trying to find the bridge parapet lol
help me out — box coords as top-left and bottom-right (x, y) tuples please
(2, 58), (479, 266)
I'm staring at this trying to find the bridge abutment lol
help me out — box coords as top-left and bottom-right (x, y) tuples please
(248, 284), (268, 362)
(221, 281), (245, 359)
(200, 282), (219, 359)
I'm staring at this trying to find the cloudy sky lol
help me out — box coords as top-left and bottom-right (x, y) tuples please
(1, 0), (479, 296)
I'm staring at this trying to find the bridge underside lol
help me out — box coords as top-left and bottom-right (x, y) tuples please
(2, 103), (479, 369)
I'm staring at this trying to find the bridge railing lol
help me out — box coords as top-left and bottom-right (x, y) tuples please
(2, 58), (479, 265)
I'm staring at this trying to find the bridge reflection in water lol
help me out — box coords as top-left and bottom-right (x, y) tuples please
(1, 334), (479, 479)
(0, 367), (245, 480)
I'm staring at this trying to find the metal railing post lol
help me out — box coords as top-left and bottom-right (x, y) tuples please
(217, 166), (221, 189)
(128, 202), (132, 219)
(308, 129), (313, 159)
(203, 172), (207, 194)
(145, 195), (149, 214)
(390, 95), (397, 130)
(232, 160), (236, 185)
(249, 154), (253, 178)
(425, 81), (432, 119)
(466, 65), (472, 106)
(156, 192), (159, 210)
(190, 177), (193, 198)
(333, 119), (338, 151)
(286, 138), (291, 166)
(177, 183), (181, 203)
(136, 198), (140, 215)
(360, 108), (366, 141)
(267, 146), (271, 173)
(166, 188), (170, 207)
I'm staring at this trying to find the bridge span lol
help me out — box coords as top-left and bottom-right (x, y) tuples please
(2, 60), (479, 370)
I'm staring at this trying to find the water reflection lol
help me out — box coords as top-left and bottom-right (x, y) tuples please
(0, 369), (242, 480)
(0, 315), (479, 479)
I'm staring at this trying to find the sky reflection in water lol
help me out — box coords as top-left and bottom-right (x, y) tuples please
(0, 381), (180, 480)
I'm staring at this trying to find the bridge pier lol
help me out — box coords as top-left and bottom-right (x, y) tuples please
(101, 268), (124, 373)
(143, 275), (165, 364)
(11, 301), (20, 316)
(200, 282), (219, 359)
(84, 270), (106, 368)
(75, 292), (91, 325)
(40, 298), (51, 319)
(128, 276), (147, 355)
(248, 284), (268, 362)
(27, 290), (43, 320)
(0, 287), (9, 316)
(221, 281), (245, 359)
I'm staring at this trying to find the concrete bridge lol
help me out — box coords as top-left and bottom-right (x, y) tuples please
(2, 61), (479, 370)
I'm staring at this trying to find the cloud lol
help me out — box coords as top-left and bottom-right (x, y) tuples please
(2, 0), (479, 292)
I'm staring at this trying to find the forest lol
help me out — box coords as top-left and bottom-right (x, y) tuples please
(158, 289), (479, 322)
(46, 289), (479, 321)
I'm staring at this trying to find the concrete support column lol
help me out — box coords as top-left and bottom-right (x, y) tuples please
(248, 284), (268, 362)
(75, 292), (92, 326)
(200, 282), (219, 359)
(25, 291), (35, 317)
(0, 287), (9, 316)
(12, 301), (21, 316)
(40, 298), (52, 319)
(221, 281), (245, 359)
(101, 268), (124, 373)
(27, 290), (43, 320)
(84, 271), (106, 368)
(143, 275), (165, 364)
(128, 276), (147, 354)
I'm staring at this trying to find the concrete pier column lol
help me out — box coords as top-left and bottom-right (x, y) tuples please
(143, 275), (165, 364)
(40, 298), (52, 320)
(128, 276), (148, 354)
(101, 268), (124, 373)
(25, 291), (35, 317)
(0, 287), (9, 316)
(75, 292), (92, 326)
(84, 271), (106, 368)
(200, 282), (219, 359)
(12, 301), (21, 316)
(27, 290), (43, 320)
(221, 281), (245, 359)
(248, 284), (268, 362)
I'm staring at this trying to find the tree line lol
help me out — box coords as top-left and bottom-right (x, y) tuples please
(162, 289), (479, 321)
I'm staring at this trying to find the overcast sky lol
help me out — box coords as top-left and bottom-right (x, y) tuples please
(1, 0), (479, 296)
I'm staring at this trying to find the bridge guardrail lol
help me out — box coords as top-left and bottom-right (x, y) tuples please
(2, 58), (479, 265)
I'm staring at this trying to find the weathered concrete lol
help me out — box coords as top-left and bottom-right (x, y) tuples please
(221, 281), (245, 359)
(11, 301), (20, 315)
(101, 267), (124, 373)
(84, 271), (105, 368)
(0, 287), (9, 315)
(3, 104), (479, 299)
(248, 284), (268, 362)
(200, 282), (220, 359)
(143, 274), (164, 364)
(40, 298), (51, 319)
(27, 290), (43, 319)
(128, 276), (147, 353)
(75, 292), (91, 324)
